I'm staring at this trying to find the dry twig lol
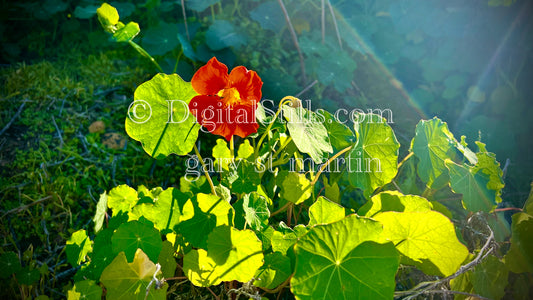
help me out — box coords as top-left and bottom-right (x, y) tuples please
(394, 220), (495, 300)
(0, 101), (26, 137)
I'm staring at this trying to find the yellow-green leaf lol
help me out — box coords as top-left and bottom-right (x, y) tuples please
(374, 211), (469, 276)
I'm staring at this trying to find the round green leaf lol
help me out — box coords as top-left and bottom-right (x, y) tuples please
(347, 113), (399, 198)
(358, 191), (432, 217)
(471, 256), (509, 300)
(158, 241), (177, 278)
(178, 193), (234, 249)
(291, 215), (399, 300)
(207, 226), (264, 281)
(69, 280), (102, 300)
(178, 33), (197, 61)
(281, 172), (312, 204)
(374, 211), (469, 276)
(66, 229), (93, 267)
(130, 187), (193, 233)
(504, 212), (533, 273)
(110, 1), (135, 18)
(282, 105), (333, 164)
(100, 249), (167, 300)
(205, 20), (247, 51)
(321, 110), (356, 151)
(231, 160), (261, 194)
(141, 22), (180, 56)
(107, 184), (138, 216)
(126, 73), (200, 158)
(250, 1), (284, 32)
(411, 117), (457, 189)
(187, 0), (220, 12)
(308, 196), (348, 226)
(243, 192), (270, 230)
(111, 221), (163, 263)
(0, 252), (21, 278)
(271, 223), (308, 255)
(73, 5), (98, 19)
(253, 252), (291, 289)
(184, 226), (264, 286)
(182, 249), (217, 287)
(81, 228), (114, 281)
(445, 159), (497, 213)
(16, 267), (40, 285)
(43, 0), (67, 14)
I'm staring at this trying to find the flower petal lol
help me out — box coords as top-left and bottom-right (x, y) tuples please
(191, 57), (229, 95)
(189, 95), (223, 128)
(230, 103), (259, 139)
(228, 66), (263, 103)
(211, 122), (236, 142)
(188, 96), (258, 141)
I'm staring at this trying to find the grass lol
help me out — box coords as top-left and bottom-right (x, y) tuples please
(0, 49), (188, 298)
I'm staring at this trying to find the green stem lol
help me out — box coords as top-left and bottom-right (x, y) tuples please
(271, 136), (292, 159)
(269, 156), (291, 168)
(287, 203), (293, 226)
(397, 152), (414, 170)
(421, 186), (432, 198)
(193, 144), (217, 196)
(310, 145), (353, 186)
(173, 50), (183, 74)
(128, 40), (164, 73)
(230, 135), (235, 159)
(254, 97), (294, 158)
(270, 202), (291, 217)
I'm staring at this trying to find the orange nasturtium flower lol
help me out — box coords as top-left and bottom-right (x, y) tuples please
(189, 57), (262, 141)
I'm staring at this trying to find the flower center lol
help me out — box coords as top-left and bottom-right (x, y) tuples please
(217, 87), (242, 106)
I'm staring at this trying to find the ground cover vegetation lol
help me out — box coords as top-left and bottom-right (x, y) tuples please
(0, 0), (532, 299)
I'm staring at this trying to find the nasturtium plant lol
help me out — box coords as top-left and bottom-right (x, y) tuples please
(107, 184), (138, 215)
(374, 210), (469, 277)
(0, 252), (21, 278)
(130, 187), (193, 233)
(282, 104), (333, 164)
(67, 280), (102, 300)
(321, 110), (356, 151)
(358, 191), (432, 217)
(347, 113), (399, 198)
(100, 249), (167, 299)
(411, 117), (458, 189)
(281, 172), (312, 204)
(184, 225), (263, 287)
(205, 20), (247, 51)
(292, 215), (399, 299)
(66, 229), (92, 266)
(111, 220), (163, 263)
(177, 193), (234, 250)
(63, 53), (523, 299)
(308, 196), (349, 226)
(271, 223), (308, 255)
(126, 74), (200, 158)
(253, 252), (291, 289)
(234, 192), (270, 231)
(446, 159), (498, 212)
